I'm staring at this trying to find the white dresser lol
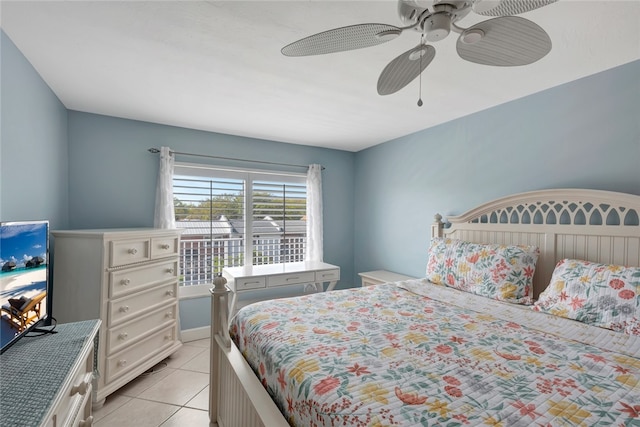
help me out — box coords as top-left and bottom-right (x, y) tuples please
(52, 228), (182, 408)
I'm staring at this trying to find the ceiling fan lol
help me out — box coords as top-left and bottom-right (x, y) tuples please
(281, 0), (557, 104)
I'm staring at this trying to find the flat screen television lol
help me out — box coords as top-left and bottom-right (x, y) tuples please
(0, 220), (50, 354)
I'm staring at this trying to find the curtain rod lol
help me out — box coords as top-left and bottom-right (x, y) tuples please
(148, 148), (324, 170)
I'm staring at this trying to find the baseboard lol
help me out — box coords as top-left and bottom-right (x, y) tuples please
(181, 326), (211, 342)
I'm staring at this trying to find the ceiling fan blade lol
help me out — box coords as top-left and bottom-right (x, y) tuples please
(281, 23), (404, 57)
(457, 16), (551, 66)
(472, 0), (558, 17)
(377, 44), (435, 96)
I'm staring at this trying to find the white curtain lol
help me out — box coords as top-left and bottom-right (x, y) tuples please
(305, 164), (323, 292)
(154, 146), (176, 229)
(153, 147), (180, 338)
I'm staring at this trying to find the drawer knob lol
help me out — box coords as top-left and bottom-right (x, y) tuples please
(79, 416), (94, 427)
(164, 335), (172, 340)
(117, 359), (127, 367)
(118, 332), (128, 340)
(120, 278), (130, 286)
(166, 290), (175, 297)
(166, 267), (175, 274)
(119, 305), (130, 313)
(128, 248), (138, 255)
(165, 311), (173, 318)
(286, 276), (300, 281)
(70, 380), (90, 396)
(160, 244), (170, 249)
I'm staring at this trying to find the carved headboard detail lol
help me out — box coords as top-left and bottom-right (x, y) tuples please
(431, 189), (640, 299)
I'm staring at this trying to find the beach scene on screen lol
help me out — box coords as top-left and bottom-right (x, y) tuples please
(0, 222), (48, 343)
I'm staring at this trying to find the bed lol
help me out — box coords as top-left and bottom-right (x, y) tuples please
(208, 188), (640, 427)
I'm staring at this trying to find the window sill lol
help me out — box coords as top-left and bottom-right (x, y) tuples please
(179, 284), (212, 300)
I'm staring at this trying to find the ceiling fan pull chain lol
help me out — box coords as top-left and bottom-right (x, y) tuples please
(417, 35), (424, 107)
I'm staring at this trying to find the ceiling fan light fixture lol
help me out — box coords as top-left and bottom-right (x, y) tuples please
(461, 28), (484, 44)
(423, 13), (451, 42)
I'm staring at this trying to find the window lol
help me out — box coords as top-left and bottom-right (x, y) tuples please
(173, 163), (307, 295)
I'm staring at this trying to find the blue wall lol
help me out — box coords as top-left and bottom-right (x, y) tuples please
(0, 31), (69, 228)
(354, 60), (640, 280)
(66, 112), (356, 329)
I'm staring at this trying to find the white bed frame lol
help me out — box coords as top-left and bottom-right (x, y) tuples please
(208, 188), (640, 427)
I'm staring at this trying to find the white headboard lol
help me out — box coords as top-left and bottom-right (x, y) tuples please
(431, 189), (640, 298)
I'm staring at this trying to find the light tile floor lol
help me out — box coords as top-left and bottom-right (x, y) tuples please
(93, 338), (211, 427)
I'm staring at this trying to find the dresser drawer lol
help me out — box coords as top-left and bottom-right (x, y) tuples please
(151, 236), (180, 259)
(108, 282), (177, 327)
(109, 238), (151, 267)
(105, 325), (176, 383)
(235, 276), (266, 291)
(107, 303), (178, 355)
(109, 259), (177, 298)
(54, 344), (94, 427)
(61, 380), (93, 427)
(267, 271), (316, 287)
(316, 269), (340, 282)
(72, 389), (94, 427)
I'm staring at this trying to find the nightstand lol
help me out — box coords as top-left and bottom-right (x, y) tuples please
(358, 270), (416, 287)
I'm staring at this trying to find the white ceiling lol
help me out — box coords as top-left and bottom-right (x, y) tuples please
(1, 1), (639, 152)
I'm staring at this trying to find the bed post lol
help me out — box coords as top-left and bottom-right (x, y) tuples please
(431, 213), (444, 238)
(209, 275), (231, 427)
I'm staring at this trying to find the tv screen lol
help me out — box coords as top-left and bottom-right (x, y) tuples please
(0, 220), (50, 354)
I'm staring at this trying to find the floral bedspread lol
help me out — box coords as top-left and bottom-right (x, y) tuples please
(230, 280), (640, 427)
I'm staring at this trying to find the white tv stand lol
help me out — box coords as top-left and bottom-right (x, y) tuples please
(0, 319), (100, 427)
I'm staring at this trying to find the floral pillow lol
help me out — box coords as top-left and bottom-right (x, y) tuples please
(426, 237), (539, 305)
(532, 259), (640, 336)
